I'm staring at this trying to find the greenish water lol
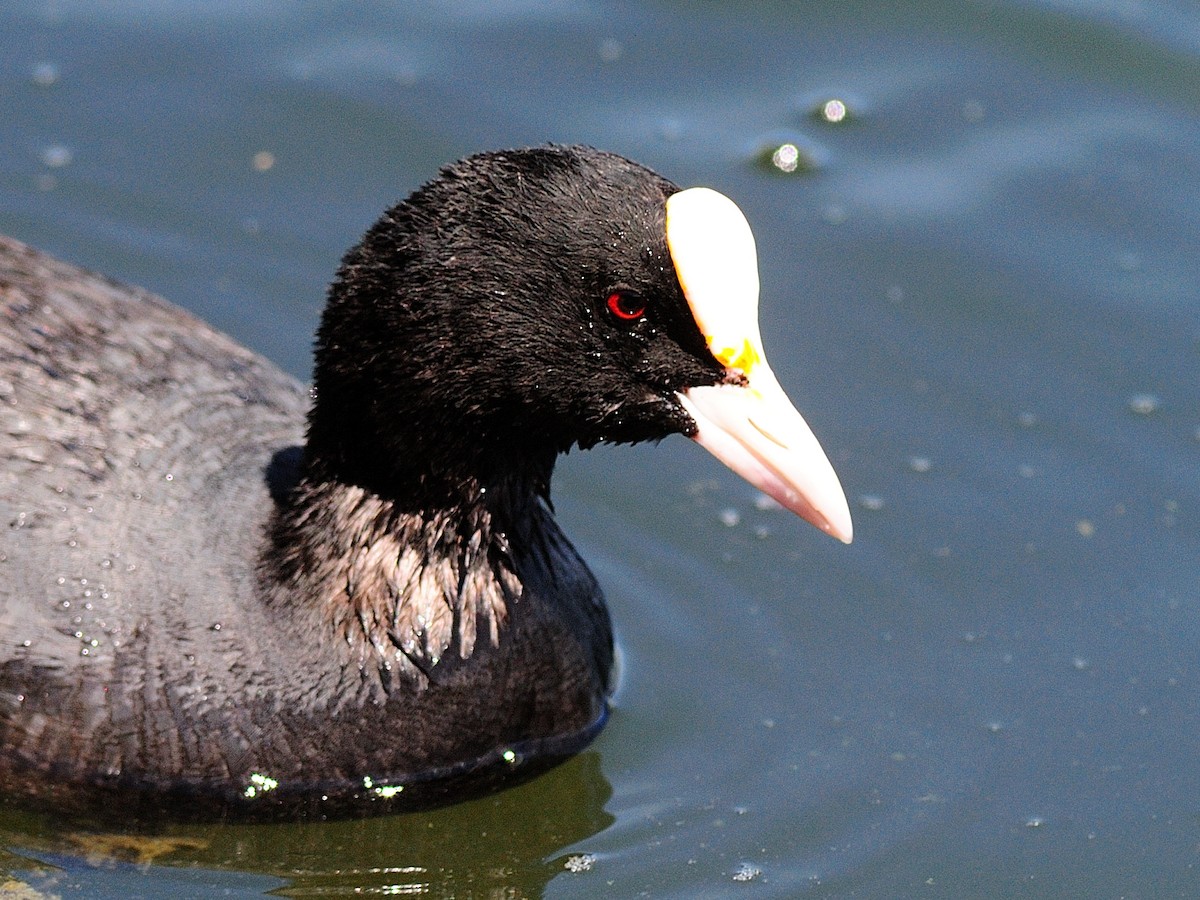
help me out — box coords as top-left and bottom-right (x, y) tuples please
(2, 0), (1198, 896)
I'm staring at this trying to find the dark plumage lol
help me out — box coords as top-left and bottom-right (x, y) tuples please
(0, 146), (848, 820)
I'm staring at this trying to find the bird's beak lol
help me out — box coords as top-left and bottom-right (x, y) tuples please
(666, 187), (853, 544)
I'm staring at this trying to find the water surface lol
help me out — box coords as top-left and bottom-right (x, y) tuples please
(1, 0), (1197, 896)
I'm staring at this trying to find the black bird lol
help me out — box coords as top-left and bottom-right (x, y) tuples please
(0, 146), (850, 819)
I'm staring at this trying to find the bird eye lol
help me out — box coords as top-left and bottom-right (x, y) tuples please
(605, 290), (646, 322)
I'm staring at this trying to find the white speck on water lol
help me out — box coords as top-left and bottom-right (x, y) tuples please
(719, 508), (741, 527)
(821, 202), (847, 225)
(859, 494), (884, 511)
(753, 492), (781, 511)
(753, 525), (771, 539)
(1025, 816), (1045, 828)
(658, 118), (683, 142)
(564, 853), (596, 873)
(1017, 411), (1038, 428)
(820, 98), (848, 123)
(908, 455), (932, 473)
(252, 150), (276, 172)
(1128, 393), (1160, 415)
(962, 99), (985, 121)
(1018, 464), (1036, 478)
(985, 720), (1004, 733)
(1071, 655), (1090, 671)
(32, 62), (60, 86)
(732, 862), (762, 882)
(598, 38), (622, 62)
(770, 143), (801, 173)
(1075, 519), (1095, 538)
(41, 144), (73, 168)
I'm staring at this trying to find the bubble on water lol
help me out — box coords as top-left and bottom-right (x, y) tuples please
(1075, 519), (1095, 538)
(1071, 655), (1090, 671)
(821, 202), (848, 225)
(719, 508), (741, 527)
(41, 144), (73, 168)
(802, 92), (865, 124)
(962, 99), (985, 122)
(753, 493), (781, 512)
(598, 38), (622, 62)
(818, 98), (849, 123)
(1025, 816), (1045, 828)
(1128, 393), (1160, 415)
(859, 494), (884, 511)
(732, 862), (762, 882)
(32, 62), (60, 86)
(772, 143), (802, 172)
(749, 133), (824, 175)
(984, 720), (1004, 733)
(908, 456), (931, 473)
(252, 150), (276, 172)
(658, 118), (684, 142)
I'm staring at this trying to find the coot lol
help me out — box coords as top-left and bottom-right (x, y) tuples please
(0, 146), (850, 819)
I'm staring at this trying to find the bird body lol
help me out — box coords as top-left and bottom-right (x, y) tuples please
(0, 147), (848, 818)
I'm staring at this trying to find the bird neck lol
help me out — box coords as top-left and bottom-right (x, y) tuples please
(260, 458), (552, 689)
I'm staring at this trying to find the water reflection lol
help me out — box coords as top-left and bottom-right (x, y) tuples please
(0, 752), (613, 897)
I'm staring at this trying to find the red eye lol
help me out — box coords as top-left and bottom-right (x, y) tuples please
(606, 290), (645, 321)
